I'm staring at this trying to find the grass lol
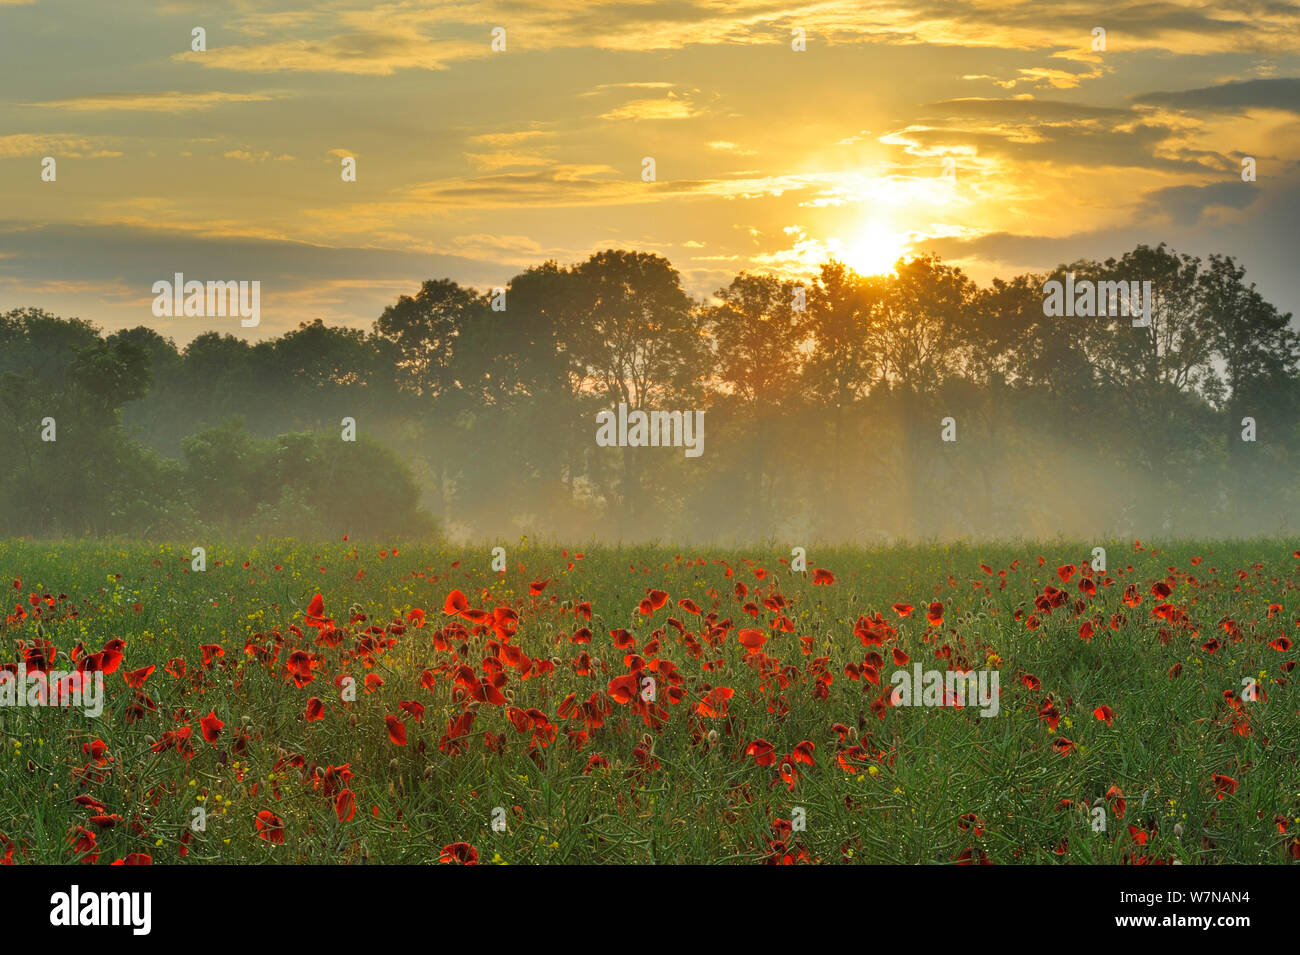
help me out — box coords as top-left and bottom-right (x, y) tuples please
(0, 538), (1296, 864)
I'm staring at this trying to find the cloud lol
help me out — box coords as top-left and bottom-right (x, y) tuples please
(463, 151), (554, 171)
(173, 32), (481, 75)
(0, 133), (115, 158)
(0, 220), (513, 340)
(223, 149), (294, 162)
(468, 130), (554, 147)
(1133, 78), (1300, 116)
(1138, 180), (1266, 227)
(601, 96), (699, 121)
(32, 91), (275, 112)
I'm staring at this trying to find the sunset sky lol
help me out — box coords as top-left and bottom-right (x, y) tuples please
(2, 0), (1298, 342)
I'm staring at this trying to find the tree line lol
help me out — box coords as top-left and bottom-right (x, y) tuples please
(2, 242), (1297, 542)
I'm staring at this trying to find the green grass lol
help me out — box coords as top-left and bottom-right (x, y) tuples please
(0, 538), (1296, 864)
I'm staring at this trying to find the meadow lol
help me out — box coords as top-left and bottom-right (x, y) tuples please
(1, 538), (1296, 865)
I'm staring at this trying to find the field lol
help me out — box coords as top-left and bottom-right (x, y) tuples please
(1, 538), (1297, 865)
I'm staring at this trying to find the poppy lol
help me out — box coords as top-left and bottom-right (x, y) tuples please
(335, 789), (356, 822)
(255, 810), (285, 844)
(1212, 773), (1238, 799)
(123, 665), (155, 688)
(439, 842), (479, 864)
(443, 590), (469, 615)
(745, 739), (776, 766)
(305, 697), (324, 722)
(695, 686), (734, 718)
(789, 740), (815, 765)
(399, 700), (426, 723)
(385, 715), (408, 746)
(607, 674), (639, 705)
(199, 710), (224, 743)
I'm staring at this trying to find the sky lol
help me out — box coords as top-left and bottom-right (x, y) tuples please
(1, 0), (1298, 343)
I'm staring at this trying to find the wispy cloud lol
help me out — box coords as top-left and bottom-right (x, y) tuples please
(32, 91), (275, 112)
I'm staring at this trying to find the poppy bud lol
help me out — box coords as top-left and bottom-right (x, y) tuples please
(388, 759), (399, 772)
(1173, 823), (1184, 838)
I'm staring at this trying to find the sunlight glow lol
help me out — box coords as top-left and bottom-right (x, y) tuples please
(836, 221), (910, 276)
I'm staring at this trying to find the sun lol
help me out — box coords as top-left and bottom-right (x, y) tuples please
(838, 220), (910, 276)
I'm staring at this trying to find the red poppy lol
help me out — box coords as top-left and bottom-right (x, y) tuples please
(255, 810), (285, 844)
(695, 686), (734, 717)
(812, 568), (835, 586)
(1092, 705), (1114, 726)
(199, 710), (224, 743)
(439, 842), (479, 864)
(745, 739), (776, 766)
(1212, 773), (1238, 799)
(385, 715), (408, 746)
(68, 827), (98, 863)
(789, 740), (815, 765)
(123, 665), (155, 688)
(443, 590), (469, 615)
(926, 602), (944, 626)
(399, 700), (426, 723)
(607, 674), (639, 704)
(892, 603), (914, 617)
(335, 789), (356, 822)
(305, 697), (324, 722)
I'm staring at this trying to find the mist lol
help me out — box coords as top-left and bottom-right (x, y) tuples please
(2, 242), (1296, 545)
